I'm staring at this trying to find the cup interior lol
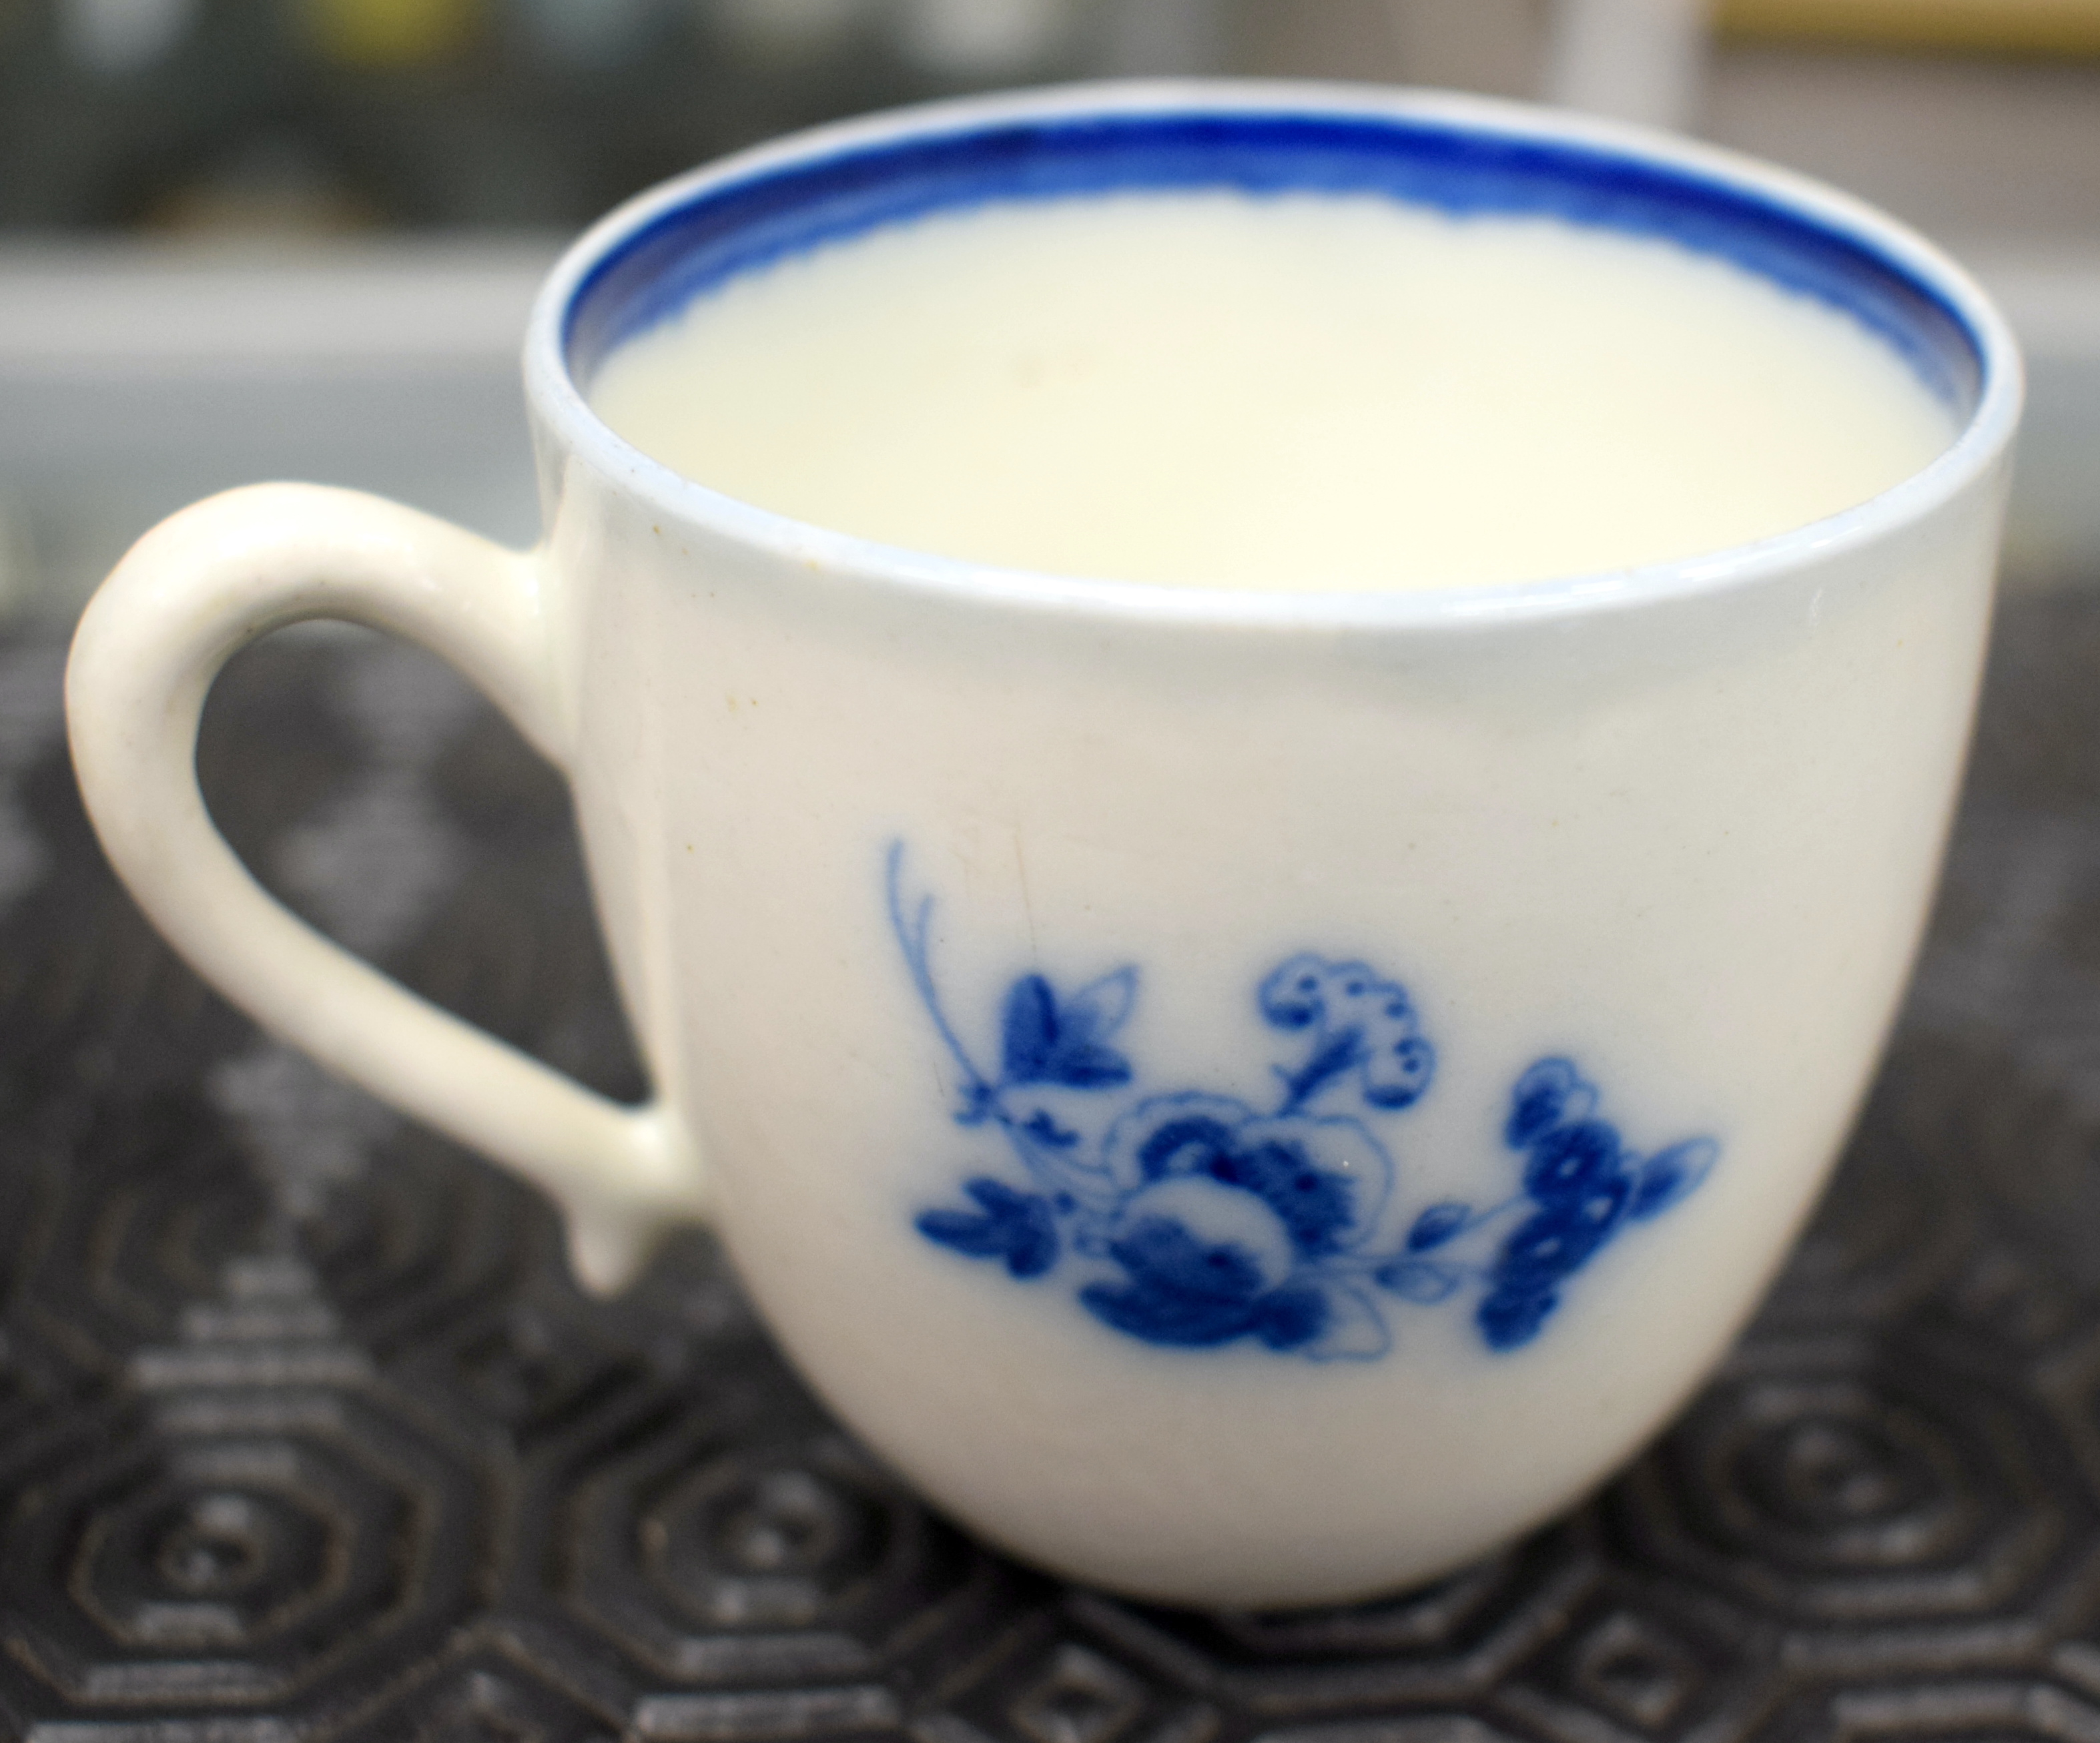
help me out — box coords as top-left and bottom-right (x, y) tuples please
(561, 95), (1989, 424)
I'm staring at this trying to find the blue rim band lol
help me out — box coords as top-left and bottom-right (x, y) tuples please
(563, 108), (1984, 414)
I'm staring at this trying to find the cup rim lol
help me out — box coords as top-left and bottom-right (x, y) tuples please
(524, 77), (2025, 631)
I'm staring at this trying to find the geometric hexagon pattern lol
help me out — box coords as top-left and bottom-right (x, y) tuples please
(9, 594), (2100, 1738)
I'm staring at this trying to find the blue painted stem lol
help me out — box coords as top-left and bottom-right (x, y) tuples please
(1273, 1027), (1367, 1116)
(886, 841), (996, 1114)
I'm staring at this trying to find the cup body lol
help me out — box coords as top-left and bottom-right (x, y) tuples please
(518, 83), (2019, 1606)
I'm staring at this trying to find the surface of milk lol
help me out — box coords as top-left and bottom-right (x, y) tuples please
(589, 192), (1957, 592)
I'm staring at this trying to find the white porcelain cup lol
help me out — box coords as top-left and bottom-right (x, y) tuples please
(67, 82), (2021, 1610)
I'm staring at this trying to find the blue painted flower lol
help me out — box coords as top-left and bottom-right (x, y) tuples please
(1505, 1058), (1598, 1148)
(1076, 1094), (1398, 1353)
(1495, 1178), (1631, 1293)
(1523, 1119), (1625, 1204)
(1080, 1175), (1328, 1349)
(889, 843), (1716, 1365)
(1101, 1094), (1394, 1258)
(1471, 1059), (1716, 1351)
(1477, 1285), (1559, 1351)
(1259, 955), (1436, 1112)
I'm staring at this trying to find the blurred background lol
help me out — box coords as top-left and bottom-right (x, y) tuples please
(0, 0), (2095, 621)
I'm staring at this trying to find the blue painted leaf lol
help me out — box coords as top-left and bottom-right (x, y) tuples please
(1375, 1257), (1463, 1303)
(1067, 967), (1139, 1040)
(1253, 1287), (1333, 1352)
(1407, 1200), (1472, 1251)
(1000, 975), (1060, 1081)
(1000, 974), (1134, 1090)
(1493, 1182), (1629, 1292)
(1299, 1283), (1391, 1359)
(1052, 1045), (1134, 1089)
(1020, 1108), (1081, 1149)
(916, 1177), (1060, 1278)
(1629, 1136), (1719, 1221)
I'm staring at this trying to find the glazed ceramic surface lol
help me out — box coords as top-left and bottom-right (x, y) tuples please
(65, 83), (2021, 1608)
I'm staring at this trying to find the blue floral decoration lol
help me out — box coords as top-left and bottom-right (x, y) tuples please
(890, 844), (1717, 1361)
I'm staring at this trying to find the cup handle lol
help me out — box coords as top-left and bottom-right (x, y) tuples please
(66, 482), (707, 1293)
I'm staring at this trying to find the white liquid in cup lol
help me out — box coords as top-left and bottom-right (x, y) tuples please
(587, 190), (1957, 592)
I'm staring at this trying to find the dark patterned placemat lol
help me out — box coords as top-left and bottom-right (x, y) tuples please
(3, 593), (2100, 1742)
